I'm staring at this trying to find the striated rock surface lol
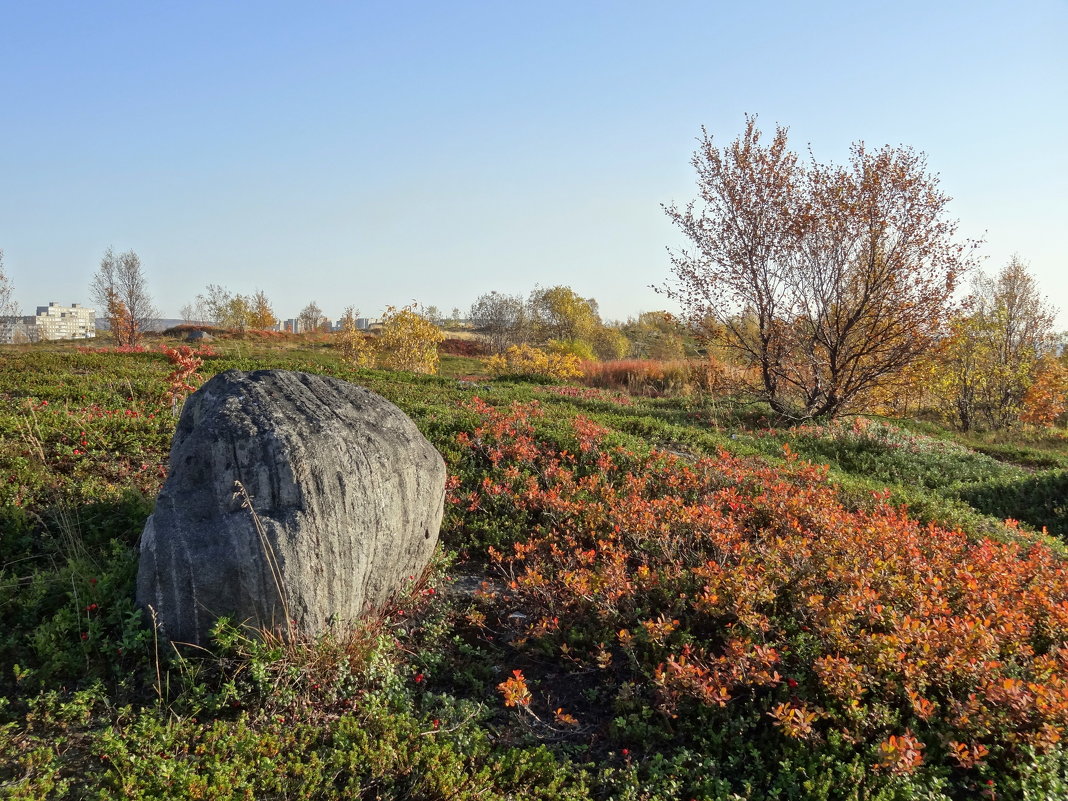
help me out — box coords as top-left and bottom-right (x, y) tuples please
(136, 369), (446, 644)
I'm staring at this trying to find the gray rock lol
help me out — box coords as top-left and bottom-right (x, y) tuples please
(136, 369), (446, 645)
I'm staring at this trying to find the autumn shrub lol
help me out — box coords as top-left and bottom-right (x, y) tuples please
(160, 345), (205, 411)
(101, 288), (141, 347)
(333, 305), (446, 374)
(374, 305), (445, 374)
(336, 326), (377, 368)
(485, 344), (582, 381)
(1021, 357), (1068, 426)
(448, 397), (1068, 793)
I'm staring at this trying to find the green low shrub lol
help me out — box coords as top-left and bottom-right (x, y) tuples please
(956, 470), (1068, 537)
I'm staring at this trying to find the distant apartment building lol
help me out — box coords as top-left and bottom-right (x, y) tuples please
(0, 302), (96, 344)
(33, 303), (96, 340)
(283, 317), (339, 333)
(0, 318), (36, 344)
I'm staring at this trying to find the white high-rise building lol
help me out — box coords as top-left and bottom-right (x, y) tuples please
(0, 302), (97, 343)
(32, 303), (97, 340)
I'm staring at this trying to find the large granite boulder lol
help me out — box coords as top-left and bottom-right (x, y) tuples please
(136, 369), (446, 644)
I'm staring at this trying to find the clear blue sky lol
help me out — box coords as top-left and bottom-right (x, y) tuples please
(1, 1), (1065, 324)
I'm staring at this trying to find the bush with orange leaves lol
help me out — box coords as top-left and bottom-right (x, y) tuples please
(448, 396), (1068, 785)
(161, 345), (205, 412)
(497, 669), (532, 708)
(1021, 356), (1068, 426)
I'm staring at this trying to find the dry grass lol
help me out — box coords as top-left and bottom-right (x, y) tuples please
(579, 357), (750, 397)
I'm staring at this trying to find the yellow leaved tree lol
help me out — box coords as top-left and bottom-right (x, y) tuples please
(335, 304), (444, 374)
(336, 306), (376, 369)
(376, 304), (445, 374)
(928, 257), (1057, 431)
(486, 343), (582, 381)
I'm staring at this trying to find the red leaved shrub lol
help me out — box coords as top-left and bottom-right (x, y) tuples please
(160, 345), (204, 406)
(448, 397), (1068, 777)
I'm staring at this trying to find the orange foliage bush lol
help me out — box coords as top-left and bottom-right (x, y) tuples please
(161, 345), (205, 409)
(104, 289), (139, 347)
(497, 669), (532, 708)
(1021, 356), (1068, 426)
(450, 397), (1068, 776)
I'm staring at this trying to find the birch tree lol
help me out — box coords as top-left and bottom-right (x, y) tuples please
(664, 117), (979, 419)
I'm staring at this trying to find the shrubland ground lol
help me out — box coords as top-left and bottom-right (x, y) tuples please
(3, 336), (1068, 799)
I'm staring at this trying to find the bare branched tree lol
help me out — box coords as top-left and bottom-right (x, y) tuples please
(469, 291), (526, 353)
(298, 301), (325, 334)
(90, 247), (158, 346)
(0, 249), (24, 344)
(663, 117), (980, 419)
(198, 284), (233, 326)
(423, 305), (443, 327)
(0, 249), (18, 317)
